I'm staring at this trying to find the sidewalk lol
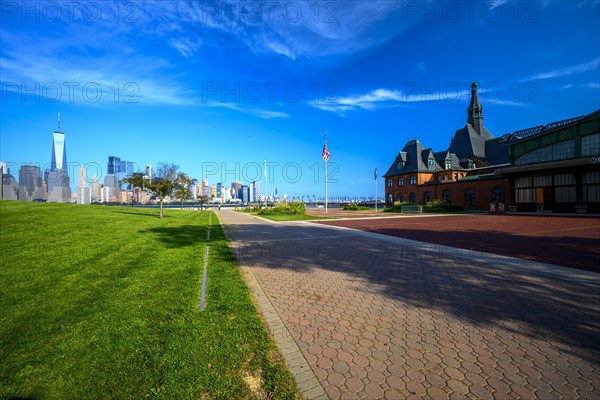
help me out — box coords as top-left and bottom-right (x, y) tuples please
(218, 209), (599, 400)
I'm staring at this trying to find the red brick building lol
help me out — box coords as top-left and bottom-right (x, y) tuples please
(384, 83), (511, 210)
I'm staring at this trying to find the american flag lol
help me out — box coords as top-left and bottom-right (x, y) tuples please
(322, 130), (331, 162)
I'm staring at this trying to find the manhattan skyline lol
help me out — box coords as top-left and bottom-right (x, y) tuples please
(1, 0), (599, 197)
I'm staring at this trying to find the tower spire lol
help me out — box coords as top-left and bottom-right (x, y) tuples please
(58, 112), (61, 130)
(467, 82), (484, 134)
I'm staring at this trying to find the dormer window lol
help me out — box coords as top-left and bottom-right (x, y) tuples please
(428, 159), (435, 167)
(445, 160), (452, 170)
(397, 161), (405, 169)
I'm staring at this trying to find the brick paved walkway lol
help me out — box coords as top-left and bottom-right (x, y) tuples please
(218, 210), (600, 400)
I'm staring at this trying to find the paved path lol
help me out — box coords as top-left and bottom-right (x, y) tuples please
(218, 210), (600, 400)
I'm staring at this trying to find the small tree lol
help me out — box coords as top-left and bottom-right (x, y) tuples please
(145, 163), (179, 218)
(198, 194), (210, 211)
(174, 172), (192, 210)
(123, 173), (145, 207)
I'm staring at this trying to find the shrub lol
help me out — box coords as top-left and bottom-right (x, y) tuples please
(425, 199), (448, 212)
(343, 204), (370, 211)
(384, 201), (416, 213)
(258, 200), (306, 216)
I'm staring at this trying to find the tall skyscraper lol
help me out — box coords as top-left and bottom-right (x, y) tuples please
(108, 156), (120, 175)
(241, 185), (250, 203)
(50, 113), (68, 174)
(90, 176), (101, 201)
(77, 165), (91, 204)
(47, 113), (71, 202)
(250, 180), (260, 202)
(2, 165), (19, 200)
(18, 164), (45, 201)
(231, 180), (242, 199)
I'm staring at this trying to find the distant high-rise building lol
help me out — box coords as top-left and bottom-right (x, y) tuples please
(50, 114), (68, 174)
(46, 113), (71, 202)
(18, 164), (45, 201)
(216, 182), (222, 197)
(77, 166), (91, 204)
(202, 177), (208, 187)
(190, 179), (198, 200)
(241, 185), (250, 203)
(250, 180), (260, 202)
(108, 156), (120, 175)
(78, 165), (86, 188)
(231, 180), (242, 198)
(1, 164), (18, 200)
(103, 174), (118, 188)
(91, 176), (101, 201)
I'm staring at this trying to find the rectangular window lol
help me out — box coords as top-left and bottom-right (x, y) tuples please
(515, 177), (532, 188)
(533, 175), (552, 187)
(582, 171), (600, 184)
(582, 133), (600, 157)
(554, 173), (576, 186)
(583, 171), (600, 202)
(516, 188), (534, 203)
(583, 185), (600, 202)
(552, 139), (576, 160)
(555, 187), (576, 203)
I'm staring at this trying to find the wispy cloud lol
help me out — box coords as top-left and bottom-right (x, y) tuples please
(169, 37), (203, 58)
(142, 0), (407, 60)
(206, 101), (289, 119)
(488, 0), (509, 10)
(310, 87), (470, 115)
(526, 58), (600, 80)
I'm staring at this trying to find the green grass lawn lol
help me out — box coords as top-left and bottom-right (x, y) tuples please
(0, 201), (297, 399)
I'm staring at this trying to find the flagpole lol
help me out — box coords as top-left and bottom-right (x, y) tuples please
(264, 159), (267, 207)
(322, 128), (331, 214)
(325, 158), (328, 213)
(375, 166), (378, 212)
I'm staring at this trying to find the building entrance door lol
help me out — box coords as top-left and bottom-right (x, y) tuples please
(543, 187), (554, 211)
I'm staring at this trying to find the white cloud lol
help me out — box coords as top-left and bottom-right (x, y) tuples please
(205, 101), (289, 119)
(310, 86), (470, 114)
(527, 58), (600, 80)
(168, 37), (203, 58)
(488, 0), (509, 10)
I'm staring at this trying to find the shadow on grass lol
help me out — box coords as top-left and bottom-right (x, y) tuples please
(114, 211), (163, 218)
(139, 225), (208, 247)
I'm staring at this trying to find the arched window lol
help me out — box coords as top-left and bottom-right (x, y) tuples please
(397, 193), (403, 202)
(387, 193), (393, 205)
(465, 189), (476, 206)
(492, 187), (505, 203)
(409, 175), (417, 184)
(387, 179), (392, 187)
(409, 192), (416, 203)
(442, 190), (452, 204)
(423, 191), (431, 203)
(443, 174), (448, 181)
(454, 173), (458, 181)
(398, 177), (404, 186)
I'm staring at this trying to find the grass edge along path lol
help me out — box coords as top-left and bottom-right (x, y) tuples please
(0, 201), (298, 399)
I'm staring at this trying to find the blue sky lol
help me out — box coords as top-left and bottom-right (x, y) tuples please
(1, 0), (599, 198)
